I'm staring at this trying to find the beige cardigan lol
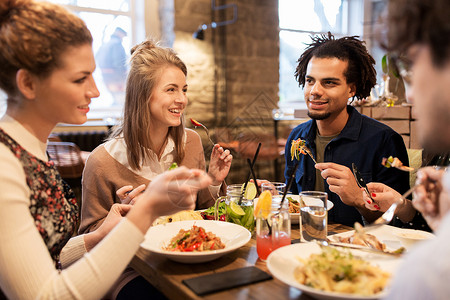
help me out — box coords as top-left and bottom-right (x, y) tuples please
(79, 129), (225, 234)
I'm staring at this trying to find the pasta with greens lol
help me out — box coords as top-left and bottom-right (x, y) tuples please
(293, 247), (390, 296)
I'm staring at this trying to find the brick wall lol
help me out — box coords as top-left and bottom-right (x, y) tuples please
(171, 0), (282, 183)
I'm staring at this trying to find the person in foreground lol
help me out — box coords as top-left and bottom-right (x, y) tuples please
(0, 1), (211, 299)
(284, 33), (410, 227)
(78, 39), (232, 298)
(377, 0), (450, 299)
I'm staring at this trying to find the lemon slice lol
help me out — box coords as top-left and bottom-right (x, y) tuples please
(254, 190), (272, 218)
(241, 182), (257, 200)
(229, 201), (245, 218)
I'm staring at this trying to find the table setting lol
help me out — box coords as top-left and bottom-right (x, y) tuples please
(130, 140), (435, 299)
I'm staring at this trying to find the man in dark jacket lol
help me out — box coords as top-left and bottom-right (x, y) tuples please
(285, 33), (410, 227)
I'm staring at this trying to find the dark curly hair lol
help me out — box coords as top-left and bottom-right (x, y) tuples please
(383, 0), (450, 67)
(294, 32), (376, 100)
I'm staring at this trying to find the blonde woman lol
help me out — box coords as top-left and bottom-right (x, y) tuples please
(79, 40), (232, 298)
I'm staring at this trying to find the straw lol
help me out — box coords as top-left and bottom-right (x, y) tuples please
(246, 158), (261, 196)
(279, 161), (299, 211)
(247, 157), (271, 234)
(239, 142), (261, 204)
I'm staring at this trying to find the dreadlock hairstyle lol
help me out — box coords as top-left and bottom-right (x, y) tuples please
(294, 32), (376, 100)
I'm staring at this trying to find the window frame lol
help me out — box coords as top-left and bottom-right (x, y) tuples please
(278, 0), (365, 111)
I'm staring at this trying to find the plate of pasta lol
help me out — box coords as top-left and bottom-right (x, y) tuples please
(266, 242), (402, 300)
(141, 220), (251, 263)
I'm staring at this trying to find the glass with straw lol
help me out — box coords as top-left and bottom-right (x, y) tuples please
(214, 184), (255, 232)
(255, 182), (291, 261)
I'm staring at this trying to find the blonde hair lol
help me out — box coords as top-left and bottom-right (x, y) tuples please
(0, 0), (92, 98)
(109, 40), (188, 171)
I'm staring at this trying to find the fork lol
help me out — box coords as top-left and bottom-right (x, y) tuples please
(317, 240), (402, 256)
(364, 185), (417, 230)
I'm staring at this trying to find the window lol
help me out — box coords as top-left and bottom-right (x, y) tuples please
(278, 0), (364, 109)
(43, 0), (145, 119)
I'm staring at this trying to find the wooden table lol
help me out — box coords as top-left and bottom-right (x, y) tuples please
(130, 223), (352, 299)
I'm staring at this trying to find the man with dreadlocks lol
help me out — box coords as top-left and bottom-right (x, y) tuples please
(284, 32), (410, 227)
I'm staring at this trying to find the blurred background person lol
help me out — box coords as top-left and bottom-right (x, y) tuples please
(96, 27), (128, 105)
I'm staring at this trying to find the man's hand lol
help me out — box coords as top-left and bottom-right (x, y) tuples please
(315, 162), (363, 207)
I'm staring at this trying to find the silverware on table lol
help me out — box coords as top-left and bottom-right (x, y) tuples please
(318, 240), (403, 256)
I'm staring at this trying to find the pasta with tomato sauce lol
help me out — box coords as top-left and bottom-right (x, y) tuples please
(165, 225), (225, 252)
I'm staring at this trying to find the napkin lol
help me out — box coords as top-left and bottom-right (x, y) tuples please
(182, 266), (272, 295)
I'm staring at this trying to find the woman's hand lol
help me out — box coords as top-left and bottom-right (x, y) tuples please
(116, 184), (146, 204)
(128, 167), (212, 233)
(362, 182), (398, 212)
(363, 182), (416, 223)
(208, 144), (232, 185)
(85, 203), (132, 251)
(413, 167), (449, 231)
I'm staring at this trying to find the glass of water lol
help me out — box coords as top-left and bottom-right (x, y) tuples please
(299, 191), (328, 242)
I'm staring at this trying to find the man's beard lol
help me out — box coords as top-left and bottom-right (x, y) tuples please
(307, 110), (331, 120)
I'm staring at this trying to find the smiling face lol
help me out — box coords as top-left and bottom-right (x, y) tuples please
(304, 57), (355, 122)
(149, 65), (188, 131)
(33, 43), (99, 126)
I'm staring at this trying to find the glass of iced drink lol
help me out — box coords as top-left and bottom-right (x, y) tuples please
(256, 183), (291, 261)
(214, 184), (255, 232)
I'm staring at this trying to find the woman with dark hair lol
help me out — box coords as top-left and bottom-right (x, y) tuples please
(0, 1), (211, 299)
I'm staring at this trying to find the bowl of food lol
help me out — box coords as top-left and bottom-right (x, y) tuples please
(393, 228), (435, 248)
(267, 242), (399, 300)
(141, 220), (251, 263)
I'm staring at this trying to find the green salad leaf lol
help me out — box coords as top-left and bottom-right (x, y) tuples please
(168, 162), (178, 170)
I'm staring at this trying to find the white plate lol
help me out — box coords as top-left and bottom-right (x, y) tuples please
(393, 228), (435, 248)
(267, 241), (402, 300)
(328, 225), (432, 252)
(287, 195), (334, 225)
(140, 220), (251, 263)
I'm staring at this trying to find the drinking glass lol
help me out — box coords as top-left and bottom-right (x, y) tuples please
(299, 191), (328, 242)
(261, 182), (286, 200)
(256, 182), (290, 261)
(214, 184), (255, 232)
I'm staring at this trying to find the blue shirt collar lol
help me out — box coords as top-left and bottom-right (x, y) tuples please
(306, 105), (362, 143)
